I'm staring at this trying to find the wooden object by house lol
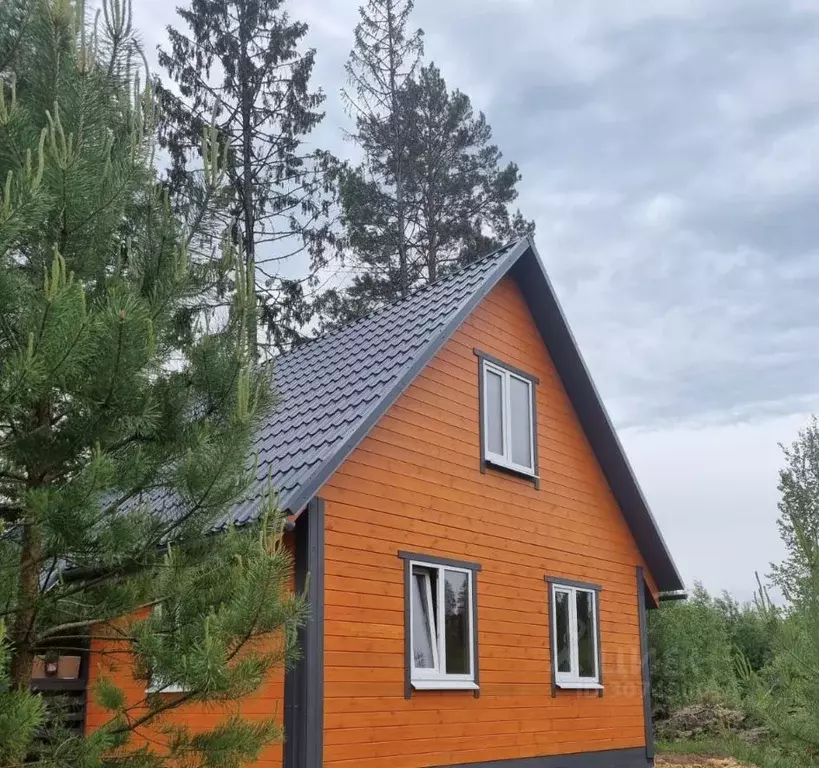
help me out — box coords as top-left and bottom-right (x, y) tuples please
(85, 238), (684, 767)
(31, 640), (90, 739)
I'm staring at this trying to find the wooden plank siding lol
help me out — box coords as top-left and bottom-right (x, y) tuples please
(319, 276), (656, 767)
(83, 535), (295, 767)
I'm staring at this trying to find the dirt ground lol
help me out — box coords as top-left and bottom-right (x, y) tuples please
(656, 757), (751, 767)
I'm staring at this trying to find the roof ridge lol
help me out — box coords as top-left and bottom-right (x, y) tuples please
(280, 239), (525, 361)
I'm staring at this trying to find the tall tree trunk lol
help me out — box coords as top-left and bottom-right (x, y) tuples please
(386, 0), (408, 297)
(396, 175), (407, 296)
(239, 5), (257, 355)
(427, 236), (437, 282)
(9, 520), (43, 691)
(425, 184), (437, 282)
(9, 400), (49, 691)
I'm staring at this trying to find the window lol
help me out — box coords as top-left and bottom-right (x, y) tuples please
(146, 604), (188, 694)
(480, 356), (536, 476)
(549, 581), (602, 689)
(399, 552), (480, 693)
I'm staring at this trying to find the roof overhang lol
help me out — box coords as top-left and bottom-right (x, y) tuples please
(511, 239), (684, 594)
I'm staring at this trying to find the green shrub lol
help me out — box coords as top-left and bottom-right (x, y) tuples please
(716, 592), (777, 677)
(649, 583), (740, 716)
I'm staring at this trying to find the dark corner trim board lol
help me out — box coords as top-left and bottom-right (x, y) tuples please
(284, 497), (325, 768)
(473, 348), (541, 384)
(399, 551), (482, 699)
(432, 746), (652, 767)
(545, 576), (604, 698)
(474, 350), (540, 489)
(637, 566), (655, 761)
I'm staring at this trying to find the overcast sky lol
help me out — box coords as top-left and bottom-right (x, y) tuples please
(130, 0), (819, 601)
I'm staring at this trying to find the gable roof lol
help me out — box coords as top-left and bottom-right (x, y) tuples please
(226, 237), (684, 594)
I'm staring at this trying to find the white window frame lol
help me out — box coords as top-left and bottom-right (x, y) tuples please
(482, 360), (536, 476)
(551, 583), (601, 689)
(145, 604), (188, 694)
(409, 559), (477, 691)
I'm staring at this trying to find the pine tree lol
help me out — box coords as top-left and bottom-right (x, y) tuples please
(401, 63), (534, 281)
(318, 0), (532, 326)
(0, 1), (305, 765)
(156, 0), (335, 354)
(346, 0), (424, 300)
(0, 0), (30, 70)
(324, 0), (422, 321)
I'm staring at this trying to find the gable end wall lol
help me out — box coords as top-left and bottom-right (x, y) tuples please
(319, 276), (655, 767)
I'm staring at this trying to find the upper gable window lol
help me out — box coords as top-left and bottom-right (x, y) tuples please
(480, 355), (537, 477)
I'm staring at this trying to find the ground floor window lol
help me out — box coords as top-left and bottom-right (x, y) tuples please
(549, 579), (602, 690)
(399, 552), (480, 693)
(145, 603), (188, 694)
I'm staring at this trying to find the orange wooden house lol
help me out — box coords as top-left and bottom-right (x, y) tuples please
(82, 237), (685, 767)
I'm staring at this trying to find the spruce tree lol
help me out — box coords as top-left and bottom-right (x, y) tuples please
(341, 0), (423, 305)
(156, 0), (335, 353)
(0, 1), (305, 766)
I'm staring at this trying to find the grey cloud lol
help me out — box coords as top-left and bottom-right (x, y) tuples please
(406, 0), (819, 429)
(128, 0), (819, 596)
(132, 0), (819, 427)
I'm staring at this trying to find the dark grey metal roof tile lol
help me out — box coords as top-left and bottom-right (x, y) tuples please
(222, 242), (524, 523)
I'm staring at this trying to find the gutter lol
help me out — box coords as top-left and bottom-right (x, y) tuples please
(658, 590), (688, 602)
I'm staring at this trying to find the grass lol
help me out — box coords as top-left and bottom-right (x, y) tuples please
(658, 737), (803, 768)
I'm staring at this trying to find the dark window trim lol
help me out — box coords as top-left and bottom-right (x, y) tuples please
(486, 458), (540, 485)
(474, 348), (540, 384)
(398, 551), (482, 571)
(471, 568), (481, 698)
(637, 566), (655, 760)
(399, 551), (481, 699)
(530, 384), (541, 491)
(401, 554), (412, 700)
(284, 497), (325, 768)
(544, 576), (602, 592)
(545, 575), (604, 698)
(474, 349), (540, 489)
(547, 582), (557, 699)
(477, 353), (487, 475)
